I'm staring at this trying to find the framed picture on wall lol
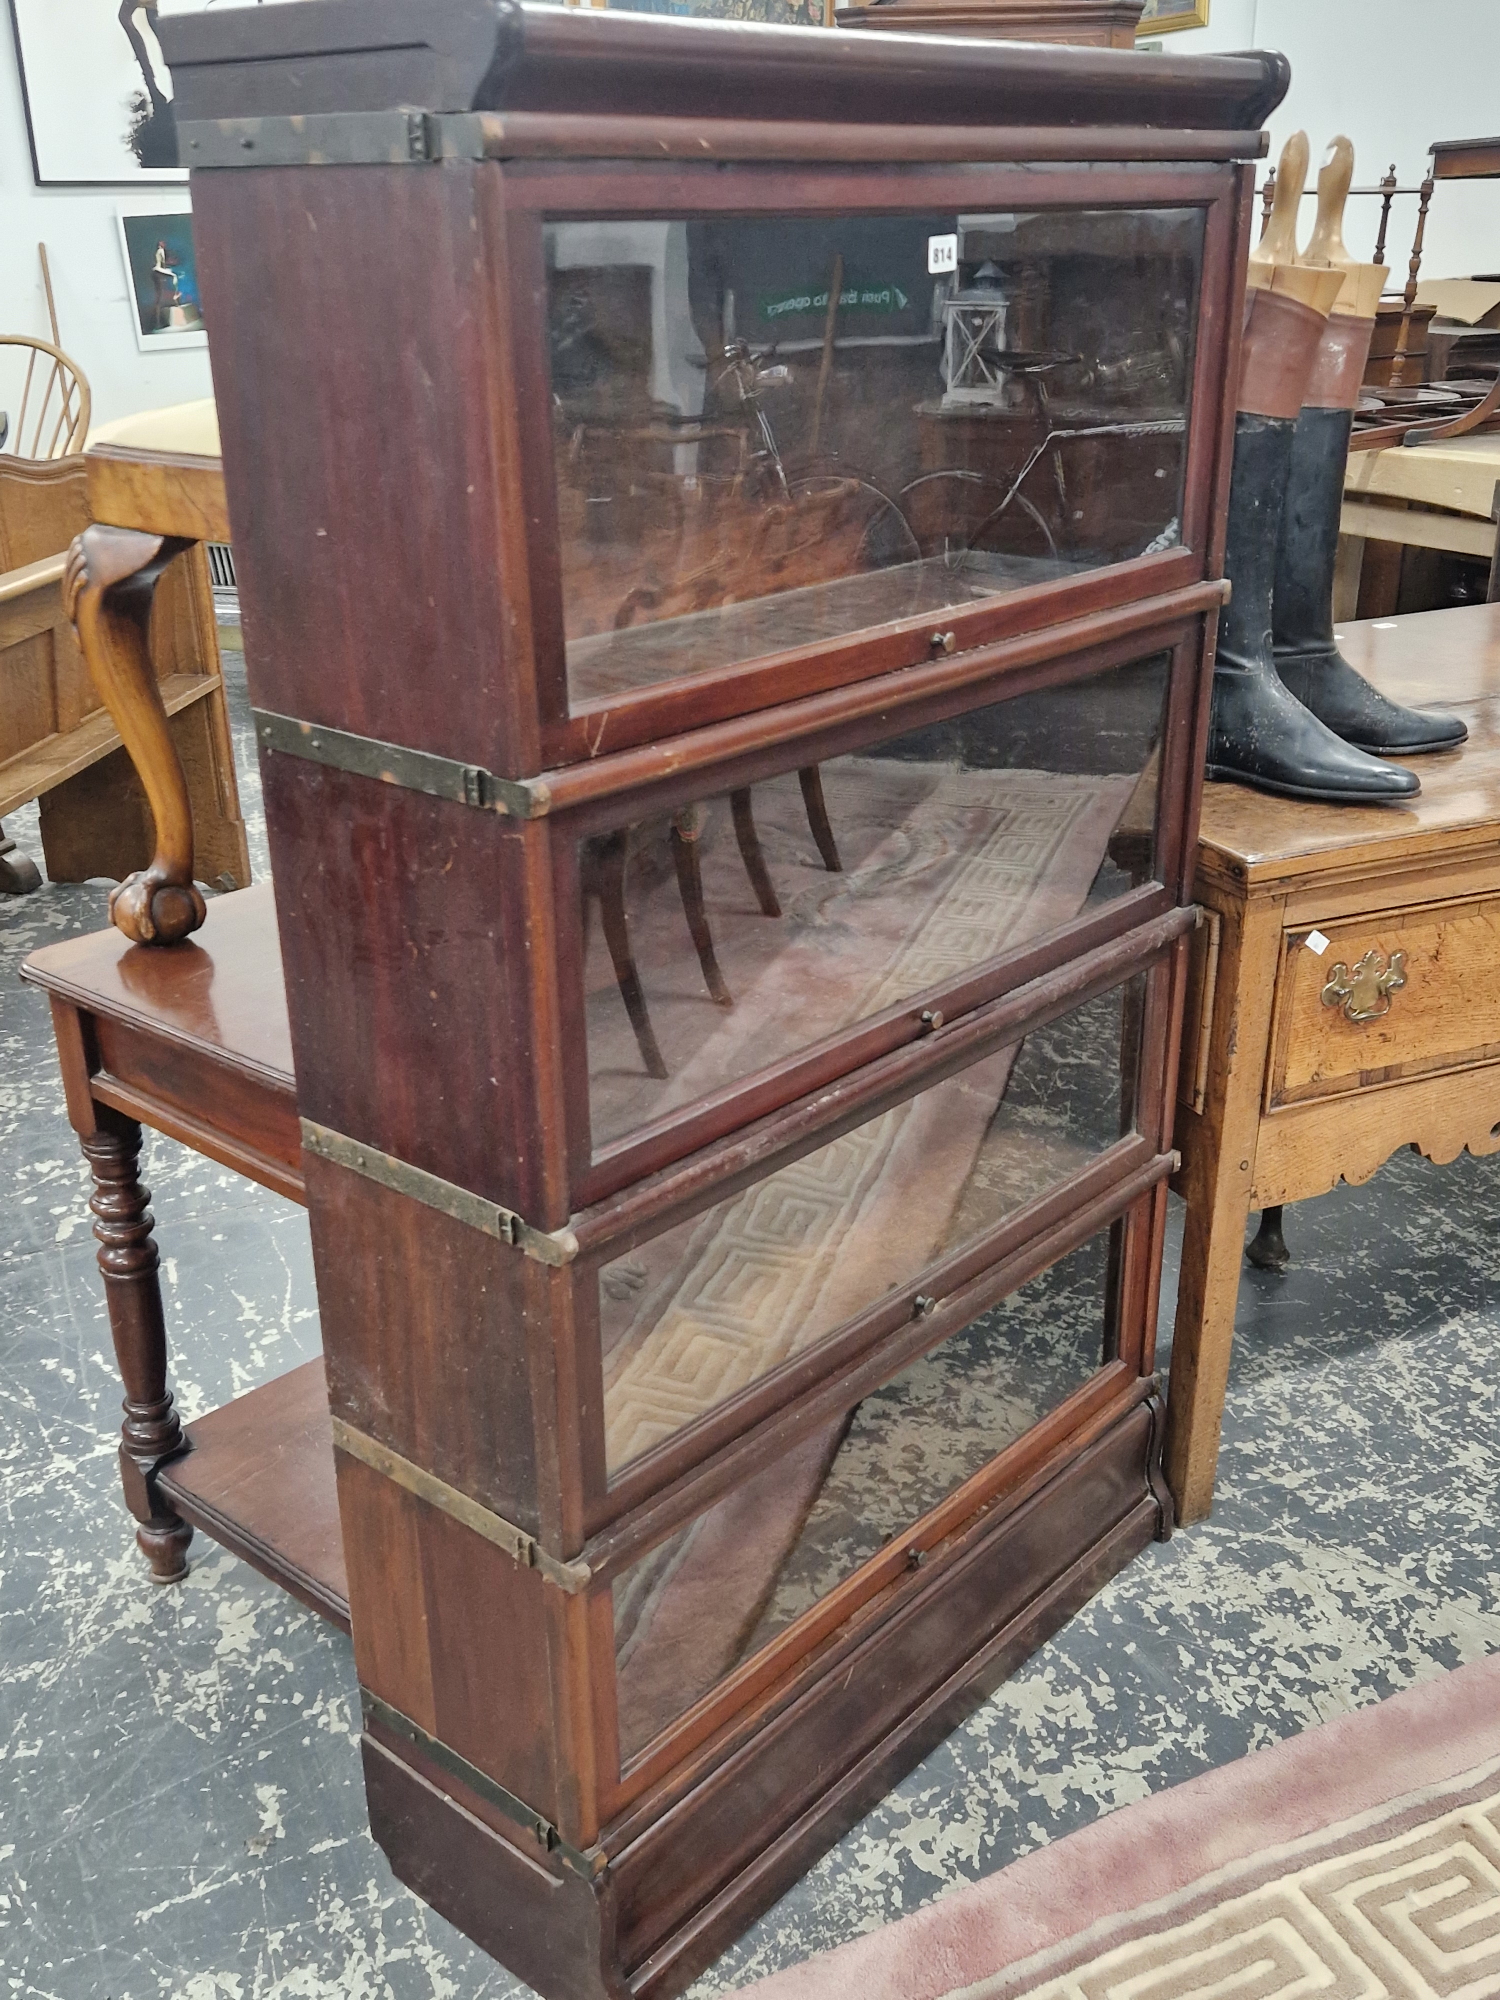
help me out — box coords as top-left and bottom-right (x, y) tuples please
(1136, 0), (1209, 32)
(7, 0), (292, 187)
(117, 207), (208, 351)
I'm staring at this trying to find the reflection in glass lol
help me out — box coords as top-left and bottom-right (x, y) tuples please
(612, 1227), (1112, 1763)
(583, 656), (1167, 1153)
(547, 210), (1202, 706)
(598, 974), (1142, 1477)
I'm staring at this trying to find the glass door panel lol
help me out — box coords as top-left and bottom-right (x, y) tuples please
(612, 1223), (1116, 1765)
(597, 972), (1144, 1479)
(546, 208), (1203, 708)
(581, 654), (1168, 1156)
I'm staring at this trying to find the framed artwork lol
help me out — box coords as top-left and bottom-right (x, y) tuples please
(1136, 0), (1210, 32)
(117, 207), (208, 351)
(7, 0), (290, 187)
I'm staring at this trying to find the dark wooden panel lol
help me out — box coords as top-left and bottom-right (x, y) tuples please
(158, 1357), (348, 1631)
(92, 1020), (299, 1189)
(259, 760), (570, 1224)
(362, 1737), (614, 2000)
(305, 1152), (546, 1535)
(191, 162), (540, 779)
(338, 1456), (573, 1822)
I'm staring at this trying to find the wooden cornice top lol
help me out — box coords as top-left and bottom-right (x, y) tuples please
(161, 0), (1288, 140)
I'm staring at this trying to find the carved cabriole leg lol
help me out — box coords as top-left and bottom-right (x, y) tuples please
(83, 1115), (192, 1581)
(64, 524), (206, 946)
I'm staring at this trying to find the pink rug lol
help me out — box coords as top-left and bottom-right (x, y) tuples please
(735, 1652), (1500, 1999)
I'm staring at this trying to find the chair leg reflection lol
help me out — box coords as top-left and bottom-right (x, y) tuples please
(730, 789), (782, 919)
(799, 765), (843, 873)
(583, 830), (669, 1080)
(671, 806), (734, 1008)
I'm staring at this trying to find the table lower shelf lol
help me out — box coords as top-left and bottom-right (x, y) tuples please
(158, 1356), (350, 1632)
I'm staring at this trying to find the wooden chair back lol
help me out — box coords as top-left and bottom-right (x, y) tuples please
(0, 336), (91, 462)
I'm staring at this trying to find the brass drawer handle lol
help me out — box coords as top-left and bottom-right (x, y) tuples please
(1320, 947), (1406, 1024)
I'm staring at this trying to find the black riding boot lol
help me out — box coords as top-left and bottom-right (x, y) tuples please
(1207, 415), (1420, 803)
(1273, 405), (1467, 753)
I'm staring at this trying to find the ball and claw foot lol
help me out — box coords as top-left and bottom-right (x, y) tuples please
(1246, 1205), (1290, 1273)
(109, 869), (206, 946)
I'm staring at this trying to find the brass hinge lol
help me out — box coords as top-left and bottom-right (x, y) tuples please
(362, 1690), (605, 1878)
(254, 710), (549, 820)
(179, 111), (489, 171)
(332, 1419), (592, 1594)
(300, 1121), (578, 1268)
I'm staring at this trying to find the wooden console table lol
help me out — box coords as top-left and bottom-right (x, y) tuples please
(18, 883), (346, 1610)
(1166, 602), (1500, 1524)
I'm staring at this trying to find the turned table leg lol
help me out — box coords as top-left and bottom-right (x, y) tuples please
(65, 523), (206, 947)
(83, 1114), (193, 1581)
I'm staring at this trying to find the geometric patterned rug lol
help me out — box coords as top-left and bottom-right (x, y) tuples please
(736, 1652), (1500, 2000)
(1000, 1764), (1500, 1999)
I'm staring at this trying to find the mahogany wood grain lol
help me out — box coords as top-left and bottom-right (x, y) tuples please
(158, 1357), (349, 1629)
(133, 14), (1264, 1992)
(192, 162), (544, 781)
(23, 884), (300, 1199)
(83, 1112), (194, 1582)
(305, 1150), (545, 1536)
(258, 761), (572, 1225)
(482, 114), (1261, 164)
(161, 1), (1289, 133)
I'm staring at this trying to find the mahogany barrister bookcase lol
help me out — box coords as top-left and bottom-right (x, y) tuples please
(129, 7), (1278, 1995)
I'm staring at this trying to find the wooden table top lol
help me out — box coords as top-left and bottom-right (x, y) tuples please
(22, 880), (292, 1088)
(1197, 603), (1500, 890)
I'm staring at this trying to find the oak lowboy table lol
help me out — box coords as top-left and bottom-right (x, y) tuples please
(1166, 602), (1500, 1524)
(26, 4), (1291, 1995)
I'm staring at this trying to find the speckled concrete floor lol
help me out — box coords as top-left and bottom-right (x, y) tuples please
(2, 657), (1497, 1999)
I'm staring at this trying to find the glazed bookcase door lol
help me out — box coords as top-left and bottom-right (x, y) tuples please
(571, 650), (1174, 1169)
(566, 932), (1181, 1524)
(589, 969), (1152, 1491)
(586, 1182), (1171, 1807)
(508, 161), (1245, 766)
(547, 207), (1198, 694)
